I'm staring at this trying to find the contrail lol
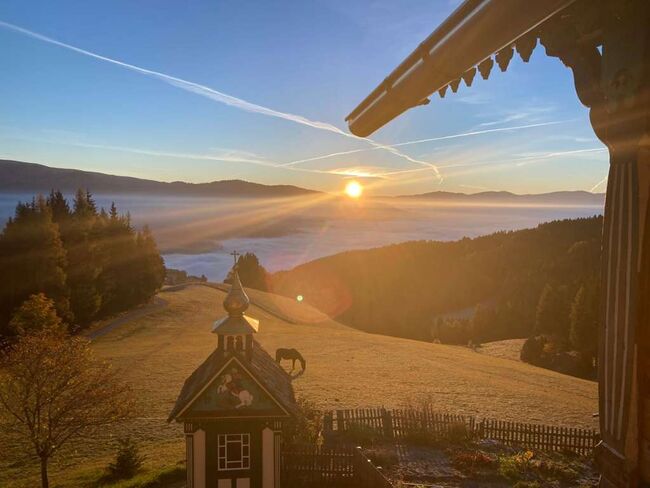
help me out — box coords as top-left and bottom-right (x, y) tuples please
(514, 147), (607, 166)
(280, 121), (567, 167)
(0, 20), (440, 177)
(1, 133), (347, 176)
(590, 174), (608, 193)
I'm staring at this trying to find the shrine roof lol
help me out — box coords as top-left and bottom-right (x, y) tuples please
(168, 340), (299, 422)
(212, 314), (259, 335)
(345, 0), (579, 137)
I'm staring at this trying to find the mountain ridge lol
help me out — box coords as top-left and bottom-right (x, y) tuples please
(0, 159), (319, 198)
(1, 159), (605, 203)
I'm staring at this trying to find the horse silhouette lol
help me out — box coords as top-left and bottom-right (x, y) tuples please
(275, 348), (306, 372)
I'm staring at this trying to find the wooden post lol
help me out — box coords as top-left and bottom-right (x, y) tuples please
(381, 408), (393, 440)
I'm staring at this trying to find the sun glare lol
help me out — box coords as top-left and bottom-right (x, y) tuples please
(344, 180), (363, 199)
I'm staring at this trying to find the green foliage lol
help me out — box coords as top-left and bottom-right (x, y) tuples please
(498, 450), (534, 480)
(283, 397), (323, 445)
(570, 281), (599, 358)
(0, 196), (70, 332)
(8, 293), (66, 336)
(520, 336), (546, 365)
(0, 191), (165, 339)
(107, 437), (146, 480)
(97, 466), (185, 488)
(228, 252), (269, 291)
(535, 284), (570, 339)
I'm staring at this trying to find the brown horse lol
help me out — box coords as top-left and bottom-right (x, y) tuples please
(275, 348), (306, 372)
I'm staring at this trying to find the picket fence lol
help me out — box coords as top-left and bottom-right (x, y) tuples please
(323, 407), (599, 456)
(281, 445), (392, 488)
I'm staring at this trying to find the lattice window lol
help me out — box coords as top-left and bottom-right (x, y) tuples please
(218, 433), (250, 471)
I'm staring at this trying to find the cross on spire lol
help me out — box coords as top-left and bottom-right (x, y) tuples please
(230, 250), (241, 267)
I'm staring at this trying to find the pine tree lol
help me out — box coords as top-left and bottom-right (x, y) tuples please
(0, 197), (70, 336)
(535, 284), (569, 339)
(570, 282), (599, 370)
(64, 191), (102, 324)
(235, 252), (269, 291)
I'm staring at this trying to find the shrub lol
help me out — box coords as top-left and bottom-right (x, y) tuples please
(520, 336), (545, 365)
(107, 437), (146, 480)
(284, 397), (322, 445)
(498, 451), (534, 480)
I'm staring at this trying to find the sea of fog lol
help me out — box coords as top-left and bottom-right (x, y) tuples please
(0, 193), (604, 281)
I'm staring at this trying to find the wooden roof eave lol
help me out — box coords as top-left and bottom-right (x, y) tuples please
(345, 0), (578, 137)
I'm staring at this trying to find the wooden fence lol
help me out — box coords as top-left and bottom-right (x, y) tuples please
(323, 407), (599, 456)
(281, 445), (393, 488)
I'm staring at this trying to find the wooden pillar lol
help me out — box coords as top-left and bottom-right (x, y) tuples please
(639, 155), (650, 483)
(540, 1), (650, 485)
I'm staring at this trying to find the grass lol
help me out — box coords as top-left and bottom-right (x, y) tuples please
(477, 338), (527, 362)
(1, 285), (598, 486)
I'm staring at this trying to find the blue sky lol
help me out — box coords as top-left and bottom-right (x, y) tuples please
(0, 0), (608, 195)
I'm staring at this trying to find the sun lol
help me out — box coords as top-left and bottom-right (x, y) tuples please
(344, 180), (363, 199)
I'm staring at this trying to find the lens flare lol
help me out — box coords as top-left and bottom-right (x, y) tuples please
(344, 180), (363, 199)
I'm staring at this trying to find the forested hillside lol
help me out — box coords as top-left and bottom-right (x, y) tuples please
(0, 190), (165, 339)
(271, 216), (602, 349)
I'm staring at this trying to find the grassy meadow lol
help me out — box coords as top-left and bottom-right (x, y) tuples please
(1, 285), (598, 487)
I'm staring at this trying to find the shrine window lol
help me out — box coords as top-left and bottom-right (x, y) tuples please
(217, 433), (250, 471)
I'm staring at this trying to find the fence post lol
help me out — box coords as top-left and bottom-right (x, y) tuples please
(323, 411), (333, 436)
(381, 408), (394, 440)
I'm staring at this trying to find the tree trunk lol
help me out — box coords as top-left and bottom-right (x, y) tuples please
(40, 456), (49, 488)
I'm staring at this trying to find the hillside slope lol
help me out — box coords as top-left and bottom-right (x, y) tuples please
(270, 216), (603, 343)
(1, 286), (597, 487)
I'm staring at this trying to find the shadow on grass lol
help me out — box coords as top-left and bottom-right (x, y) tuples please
(73, 465), (185, 488)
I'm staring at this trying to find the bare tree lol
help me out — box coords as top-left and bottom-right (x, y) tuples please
(0, 329), (134, 488)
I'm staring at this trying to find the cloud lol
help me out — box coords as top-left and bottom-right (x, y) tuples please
(0, 20), (440, 178)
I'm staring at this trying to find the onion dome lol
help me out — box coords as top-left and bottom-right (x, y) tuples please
(223, 269), (249, 316)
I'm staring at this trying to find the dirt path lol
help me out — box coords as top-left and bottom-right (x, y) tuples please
(86, 296), (168, 340)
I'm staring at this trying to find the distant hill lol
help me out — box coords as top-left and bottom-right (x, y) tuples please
(0, 159), (318, 198)
(1, 160), (605, 204)
(398, 190), (605, 205)
(270, 216), (603, 343)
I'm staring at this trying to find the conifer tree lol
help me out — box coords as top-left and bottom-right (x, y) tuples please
(0, 196), (70, 336)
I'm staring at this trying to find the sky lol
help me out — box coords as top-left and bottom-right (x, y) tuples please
(0, 0), (609, 196)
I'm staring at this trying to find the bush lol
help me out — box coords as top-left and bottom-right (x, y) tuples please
(520, 336), (545, 365)
(107, 437), (146, 480)
(498, 451), (534, 480)
(284, 397), (323, 445)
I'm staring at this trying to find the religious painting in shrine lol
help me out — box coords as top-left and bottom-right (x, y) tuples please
(187, 360), (286, 417)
